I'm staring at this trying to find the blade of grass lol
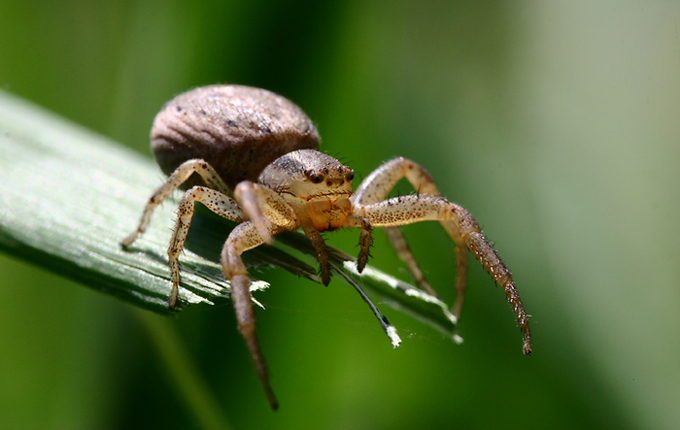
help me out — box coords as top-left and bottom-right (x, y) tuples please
(0, 89), (457, 338)
(137, 309), (233, 430)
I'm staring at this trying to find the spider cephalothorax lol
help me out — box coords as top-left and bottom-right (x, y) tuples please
(122, 84), (531, 410)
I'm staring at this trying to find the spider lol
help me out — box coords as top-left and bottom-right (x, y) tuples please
(121, 85), (531, 410)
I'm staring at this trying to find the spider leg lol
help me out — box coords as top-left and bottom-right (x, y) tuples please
(222, 221), (283, 410)
(234, 180), (333, 284)
(342, 215), (373, 273)
(234, 181), (298, 244)
(355, 194), (532, 355)
(300, 222), (332, 285)
(352, 157), (449, 298)
(217, 186), (299, 409)
(382, 227), (439, 297)
(122, 159), (231, 247)
(453, 239), (468, 319)
(166, 186), (244, 308)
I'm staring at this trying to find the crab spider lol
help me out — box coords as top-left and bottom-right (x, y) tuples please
(121, 85), (531, 410)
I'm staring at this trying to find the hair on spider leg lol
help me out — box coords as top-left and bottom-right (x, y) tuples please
(413, 184), (429, 199)
(352, 241), (374, 258)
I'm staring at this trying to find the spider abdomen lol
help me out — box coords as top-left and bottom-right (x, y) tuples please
(151, 85), (319, 189)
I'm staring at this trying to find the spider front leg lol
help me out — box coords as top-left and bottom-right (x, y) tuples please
(354, 194), (532, 355)
(166, 186), (245, 307)
(237, 181), (334, 285)
(352, 157), (466, 310)
(234, 181), (298, 244)
(232, 181), (336, 283)
(221, 221), (284, 410)
(342, 215), (373, 272)
(121, 159), (231, 247)
(224, 181), (300, 409)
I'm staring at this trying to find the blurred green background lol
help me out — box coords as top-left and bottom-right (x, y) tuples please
(1, 1), (679, 429)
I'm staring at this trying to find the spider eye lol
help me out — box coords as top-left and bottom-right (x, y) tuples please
(343, 167), (354, 181)
(305, 169), (324, 184)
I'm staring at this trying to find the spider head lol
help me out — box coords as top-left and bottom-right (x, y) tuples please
(259, 149), (355, 230)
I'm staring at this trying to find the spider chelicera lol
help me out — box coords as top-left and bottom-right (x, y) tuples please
(122, 85), (531, 410)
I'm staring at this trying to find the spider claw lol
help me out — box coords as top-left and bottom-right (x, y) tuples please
(320, 269), (331, 285)
(353, 216), (373, 274)
(356, 250), (371, 273)
(120, 233), (137, 248)
(168, 290), (178, 309)
(230, 273), (279, 409)
(318, 259), (332, 285)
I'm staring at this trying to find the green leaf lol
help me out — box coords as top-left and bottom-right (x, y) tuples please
(0, 89), (458, 340)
